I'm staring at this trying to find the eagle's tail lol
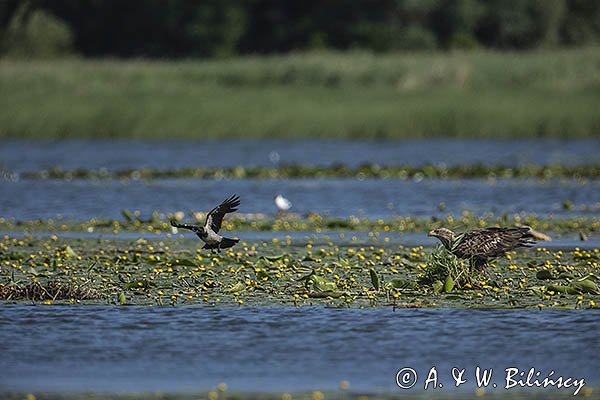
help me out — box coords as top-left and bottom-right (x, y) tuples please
(516, 227), (537, 248)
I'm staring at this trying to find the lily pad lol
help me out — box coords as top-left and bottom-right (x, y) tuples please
(388, 278), (417, 289)
(546, 284), (579, 295)
(571, 279), (599, 295)
(536, 269), (554, 280)
(308, 291), (344, 298)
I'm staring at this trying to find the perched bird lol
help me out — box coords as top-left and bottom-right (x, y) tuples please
(428, 226), (536, 270)
(171, 194), (240, 253)
(274, 194), (292, 212)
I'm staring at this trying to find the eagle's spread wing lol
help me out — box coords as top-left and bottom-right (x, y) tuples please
(204, 194), (240, 233)
(454, 227), (535, 259)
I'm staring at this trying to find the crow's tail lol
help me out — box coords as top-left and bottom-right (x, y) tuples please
(220, 237), (239, 249)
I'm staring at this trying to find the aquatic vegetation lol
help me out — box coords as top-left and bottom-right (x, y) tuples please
(0, 235), (598, 309)
(0, 280), (100, 301)
(422, 245), (477, 289)
(0, 212), (598, 235)
(6, 163), (600, 180)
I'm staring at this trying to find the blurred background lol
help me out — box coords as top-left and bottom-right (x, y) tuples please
(2, 0), (599, 58)
(0, 0), (598, 219)
(0, 0), (599, 140)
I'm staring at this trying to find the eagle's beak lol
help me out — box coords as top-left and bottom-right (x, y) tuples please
(427, 230), (436, 237)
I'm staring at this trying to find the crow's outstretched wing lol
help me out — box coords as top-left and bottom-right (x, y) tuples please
(204, 194), (240, 233)
(171, 221), (202, 234)
(454, 227), (535, 259)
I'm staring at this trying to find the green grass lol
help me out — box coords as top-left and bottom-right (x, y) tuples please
(1, 48), (599, 139)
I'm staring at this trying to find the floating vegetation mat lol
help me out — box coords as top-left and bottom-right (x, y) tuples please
(0, 280), (100, 301)
(0, 234), (598, 308)
(0, 213), (598, 235)
(4, 163), (600, 181)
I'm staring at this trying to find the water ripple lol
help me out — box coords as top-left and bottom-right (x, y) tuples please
(0, 305), (598, 393)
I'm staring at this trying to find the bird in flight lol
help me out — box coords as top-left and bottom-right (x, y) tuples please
(428, 226), (536, 270)
(274, 194), (292, 212)
(171, 194), (241, 253)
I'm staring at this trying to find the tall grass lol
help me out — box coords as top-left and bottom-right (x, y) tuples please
(0, 48), (599, 139)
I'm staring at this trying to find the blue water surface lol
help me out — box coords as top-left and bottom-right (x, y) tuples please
(0, 306), (597, 394)
(1, 139), (598, 221)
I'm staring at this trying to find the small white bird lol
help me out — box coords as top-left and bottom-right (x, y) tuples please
(274, 194), (292, 212)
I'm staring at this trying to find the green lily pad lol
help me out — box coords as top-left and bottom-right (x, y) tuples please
(536, 269), (554, 280)
(546, 284), (579, 295)
(308, 291), (344, 298)
(388, 278), (417, 289)
(571, 279), (599, 294)
(65, 245), (78, 258)
(226, 281), (246, 293)
(261, 254), (286, 262)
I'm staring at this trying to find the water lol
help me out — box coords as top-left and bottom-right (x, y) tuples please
(7, 230), (597, 250)
(0, 306), (598, 394)
(0, 139), (598, 221)
(0, 140), (598, 396)
(1, 177), (597, 221)
(2, 139), (598, 172)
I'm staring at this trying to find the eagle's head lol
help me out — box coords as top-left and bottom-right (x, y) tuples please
(428, 227), (455, 250)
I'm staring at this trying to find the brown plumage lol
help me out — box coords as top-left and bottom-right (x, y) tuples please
(428, 226), (536, 270)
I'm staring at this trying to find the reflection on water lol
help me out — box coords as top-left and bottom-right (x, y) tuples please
(0, 306), (598, 393)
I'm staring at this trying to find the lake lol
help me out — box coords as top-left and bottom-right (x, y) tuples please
(0, 305), (598, 394)
(0, 139), (598, 221)
(0, 139), (598, 396)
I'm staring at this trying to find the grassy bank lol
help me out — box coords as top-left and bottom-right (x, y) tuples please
(1, 48), (599, 139)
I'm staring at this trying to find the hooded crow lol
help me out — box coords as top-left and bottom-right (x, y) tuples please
(171, 194), (240, 252)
